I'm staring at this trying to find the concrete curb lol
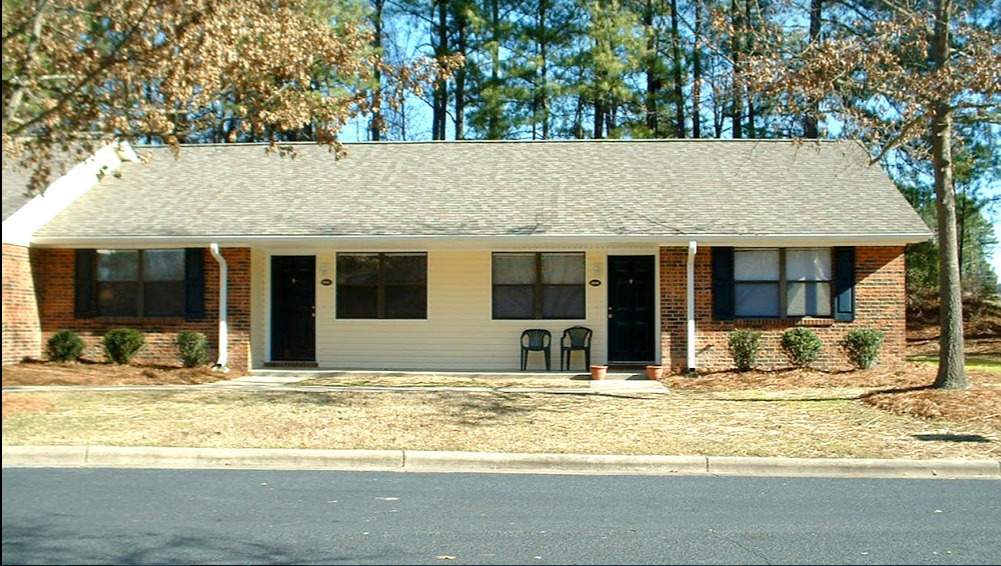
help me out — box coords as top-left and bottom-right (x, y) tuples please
(3, 446), (999, 479)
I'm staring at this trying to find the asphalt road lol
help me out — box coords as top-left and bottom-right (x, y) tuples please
(3, 468), (1000, 565)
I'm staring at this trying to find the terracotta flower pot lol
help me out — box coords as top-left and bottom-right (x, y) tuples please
(590, 365), (608, 380)
(646, 365), (664, 380)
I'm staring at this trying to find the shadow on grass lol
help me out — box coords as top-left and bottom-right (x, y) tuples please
(912, 433), (992, 443)
(856, 385), (937, 403)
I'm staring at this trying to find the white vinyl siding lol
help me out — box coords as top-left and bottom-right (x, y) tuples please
(309, 250), (610, 371)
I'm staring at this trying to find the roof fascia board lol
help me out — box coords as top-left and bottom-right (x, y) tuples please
(29, 232), (932, 249)
(2, 142), (140, 247)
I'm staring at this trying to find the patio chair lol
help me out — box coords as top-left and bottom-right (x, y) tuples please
(520, 329), (552, 371)
(560, 326), (592, 371)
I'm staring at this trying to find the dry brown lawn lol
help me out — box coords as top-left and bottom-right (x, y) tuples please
(3, 318), (998, 460)
(1, 359), (229, 387)
(3, 358), (999, 461)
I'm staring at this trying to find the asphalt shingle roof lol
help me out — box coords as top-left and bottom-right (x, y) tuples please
(2, 159), (34, 221)
(32, 139), (931, 242)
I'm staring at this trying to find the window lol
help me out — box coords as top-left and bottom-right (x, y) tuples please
(785, 249), (832, 317)
(75, 248), (204, 319)
(336, 253), (427, 319)
(492, 252), (585, 319)
(95, 249), (186, 316)
(731, 248), (832, 318)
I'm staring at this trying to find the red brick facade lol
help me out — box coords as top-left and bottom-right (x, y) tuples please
(7, 243), (908, 373)
(2, 243), (43, 365)
(25, 247), (253, 370)
(659, 246), (907, 372)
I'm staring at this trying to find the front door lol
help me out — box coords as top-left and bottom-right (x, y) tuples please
(271, 255), (315, 361)
(607, 255), (656, 363)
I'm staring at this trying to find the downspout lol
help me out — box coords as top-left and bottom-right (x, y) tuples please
(687, 240), (697, 372)
(209, 243), (229, 372)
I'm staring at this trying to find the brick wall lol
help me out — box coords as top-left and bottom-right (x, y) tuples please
(659, 246), (907, 372)
(2, 243), (43, 364)
(32, 247), (253, 370)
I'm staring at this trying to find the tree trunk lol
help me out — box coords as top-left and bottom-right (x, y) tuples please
(730, 0), (743, 138)
(369, 0), (384, 141)
(692, 0), (702, 139)
(454, 0), (467, 140)
(931, 0), (968, 390)
(743, 0), (755, 138)
(432, 0), (449, 140)
(670, 0), (685, 137)
(644, 0), (662, 137)
(594, 98), (605, 138)
(539, 0), (550, 139)
(803, 0), (822, 139)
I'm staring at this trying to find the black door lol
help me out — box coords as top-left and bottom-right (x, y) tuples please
(607, 255), (656, 363)
(271, 256), (315, 361)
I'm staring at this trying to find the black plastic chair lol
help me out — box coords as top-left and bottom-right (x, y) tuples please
(560, 326), (592, 371)
(520, 329), (552, 371)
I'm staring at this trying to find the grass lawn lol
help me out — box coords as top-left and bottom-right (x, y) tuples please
(3, 362), (998, 461)
(907, 355), (1001, 374)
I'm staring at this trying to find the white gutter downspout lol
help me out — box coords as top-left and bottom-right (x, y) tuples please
(209, 243), (229, 372)
(687, 241), (697, 372)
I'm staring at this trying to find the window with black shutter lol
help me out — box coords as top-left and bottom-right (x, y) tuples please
(712, 247), (853, 320)
(74, 248), (203, 318)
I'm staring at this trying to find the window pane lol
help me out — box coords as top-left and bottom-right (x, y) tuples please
(385, 284), (427, 318)
(385, 253), (426, 284)
(493, 285), (535, 319)
(542, 285), (585, 319)
(787, 249), (831, 282)
(337, 286), (378, 318)
(787, 282), (831, 317)
(144, 281), (185, 316)
(144, 250), (185, 282)
(541, 253), (585, 284)
(337, 254), (379, 284)
(493, 253), (537, 284)
(98, 281), (138, 316)
(735, 249), (779, 281)
(97, 250), (138, 281)
(735, 283), (779, 317)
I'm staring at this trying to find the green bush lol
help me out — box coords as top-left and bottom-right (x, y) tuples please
(780, 327), (822, 368)
(176, 330), (209, 368)
(102, 328), (145, 364)
(840, 327), (885, 370)
(45, 329), (85, 362)
(728, 329), (762, 372)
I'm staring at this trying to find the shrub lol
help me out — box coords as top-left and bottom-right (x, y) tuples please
(102, 328), (145, 364)
(840, 327), (885, 370)
(728, 329), (762, 372)
(46, 329), (85, 362)
(176, 331), (209, 368)
(780, 327), (822, 368)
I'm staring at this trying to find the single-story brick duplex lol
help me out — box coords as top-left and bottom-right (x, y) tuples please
(2, 139), (931, 373)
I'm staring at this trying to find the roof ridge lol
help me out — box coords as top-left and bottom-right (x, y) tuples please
(132, 138), (856, 150)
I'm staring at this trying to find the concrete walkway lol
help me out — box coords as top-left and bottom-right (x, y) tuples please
(210, 369), (671, 393)
(4, 371), (998, 480)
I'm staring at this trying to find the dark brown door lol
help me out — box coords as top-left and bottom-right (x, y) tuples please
(607, 255), (655, 363)
(271, 256), (315, 361)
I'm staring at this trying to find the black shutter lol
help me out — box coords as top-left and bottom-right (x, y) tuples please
(712, 247), (735, 320)
(74, 249), (97, 318)
(834, 247), (855, 322)
(185, 248), (206, 319)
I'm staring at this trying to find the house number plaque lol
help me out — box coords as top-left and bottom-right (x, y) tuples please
(589, 279), (601, 287)
(320, 278), (333, 286)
